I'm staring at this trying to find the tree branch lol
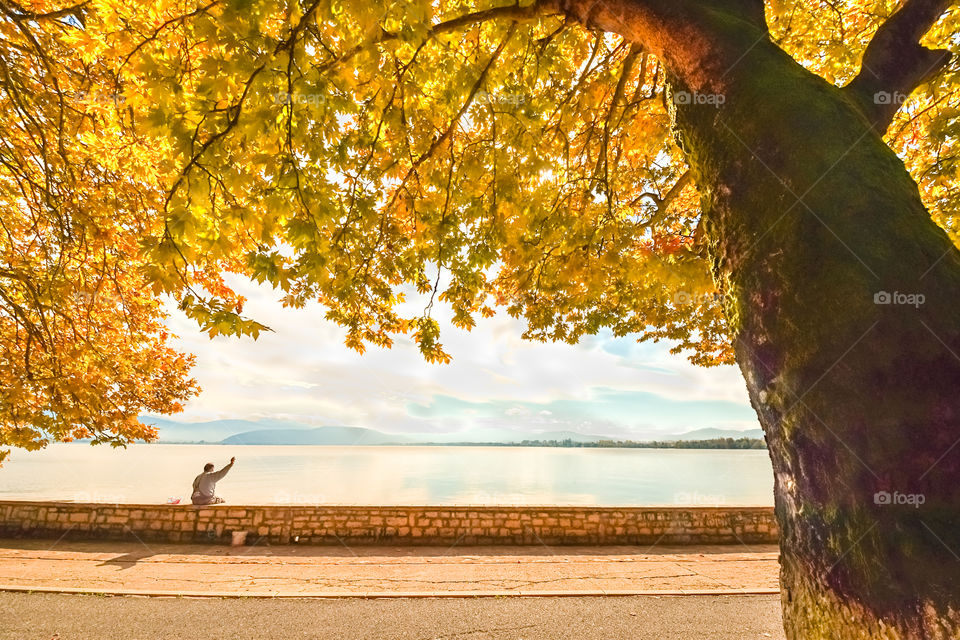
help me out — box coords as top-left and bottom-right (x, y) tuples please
(843, 0), (955, 133)
(317, 0), (561, 75)
(557, 0), (767, 95)
(632, 170), (691, 228)
(388, 24), (517, 211)
(0, 0), (88, 23)
(694, 0), (766, 30)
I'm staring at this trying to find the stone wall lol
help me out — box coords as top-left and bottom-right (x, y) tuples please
(0, 501), (777, 545)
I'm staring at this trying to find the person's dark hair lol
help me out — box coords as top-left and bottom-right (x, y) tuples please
(204, 463), (214, 472)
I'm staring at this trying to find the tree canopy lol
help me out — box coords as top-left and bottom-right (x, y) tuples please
(1, 0), (957, 457)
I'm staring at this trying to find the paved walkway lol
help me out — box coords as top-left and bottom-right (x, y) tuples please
(0, 592), (788, 639)
(0, 538), (779, 597)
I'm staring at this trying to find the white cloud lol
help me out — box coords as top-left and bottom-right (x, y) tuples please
(159, 275), (756, 437)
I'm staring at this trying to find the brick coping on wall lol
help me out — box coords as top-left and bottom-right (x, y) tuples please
(0, 501), (778, 546)
(0, 501), (772, 509)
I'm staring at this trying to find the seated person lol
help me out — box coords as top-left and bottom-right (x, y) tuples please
(191, 457), (235, 505)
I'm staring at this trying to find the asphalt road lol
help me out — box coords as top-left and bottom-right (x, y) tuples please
(0, 592), (785, 639)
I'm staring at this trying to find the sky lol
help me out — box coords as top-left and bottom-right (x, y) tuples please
(152, 275), (759, 440)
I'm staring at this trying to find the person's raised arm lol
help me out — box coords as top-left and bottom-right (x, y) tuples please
(211, 457), (235, 481)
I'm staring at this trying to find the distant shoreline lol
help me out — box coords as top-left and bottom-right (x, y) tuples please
(140, 437), (767, 449)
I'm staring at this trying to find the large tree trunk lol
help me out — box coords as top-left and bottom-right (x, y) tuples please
(559, 0), (960, 635)
(668, 17), (960, 640)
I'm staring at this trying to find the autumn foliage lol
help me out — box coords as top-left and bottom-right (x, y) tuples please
(0, 0), (957, 458)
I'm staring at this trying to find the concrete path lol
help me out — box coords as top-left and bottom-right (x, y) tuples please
(0, 591), (788, 639)
(0, 539), (779, 597)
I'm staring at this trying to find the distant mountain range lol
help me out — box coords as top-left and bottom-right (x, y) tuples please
(222, 426), (415, 445)
(141, 417), (763, 446)
(141, 418), (307, 443)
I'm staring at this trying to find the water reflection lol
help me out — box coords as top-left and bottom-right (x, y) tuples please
(0, 444), (774, 505)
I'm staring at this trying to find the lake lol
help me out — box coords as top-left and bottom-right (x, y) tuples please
(0, 444), (774, 506)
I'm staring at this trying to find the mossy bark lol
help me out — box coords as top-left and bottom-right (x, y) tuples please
(667, 17), (960, 640)
(558, 0), (960, 633)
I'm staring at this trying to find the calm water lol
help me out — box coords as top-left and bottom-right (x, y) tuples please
(0, 444), (773, 506)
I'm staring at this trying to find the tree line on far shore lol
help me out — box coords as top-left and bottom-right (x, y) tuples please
(517, 437), (767, 449)
(404, 437), (767, 449)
